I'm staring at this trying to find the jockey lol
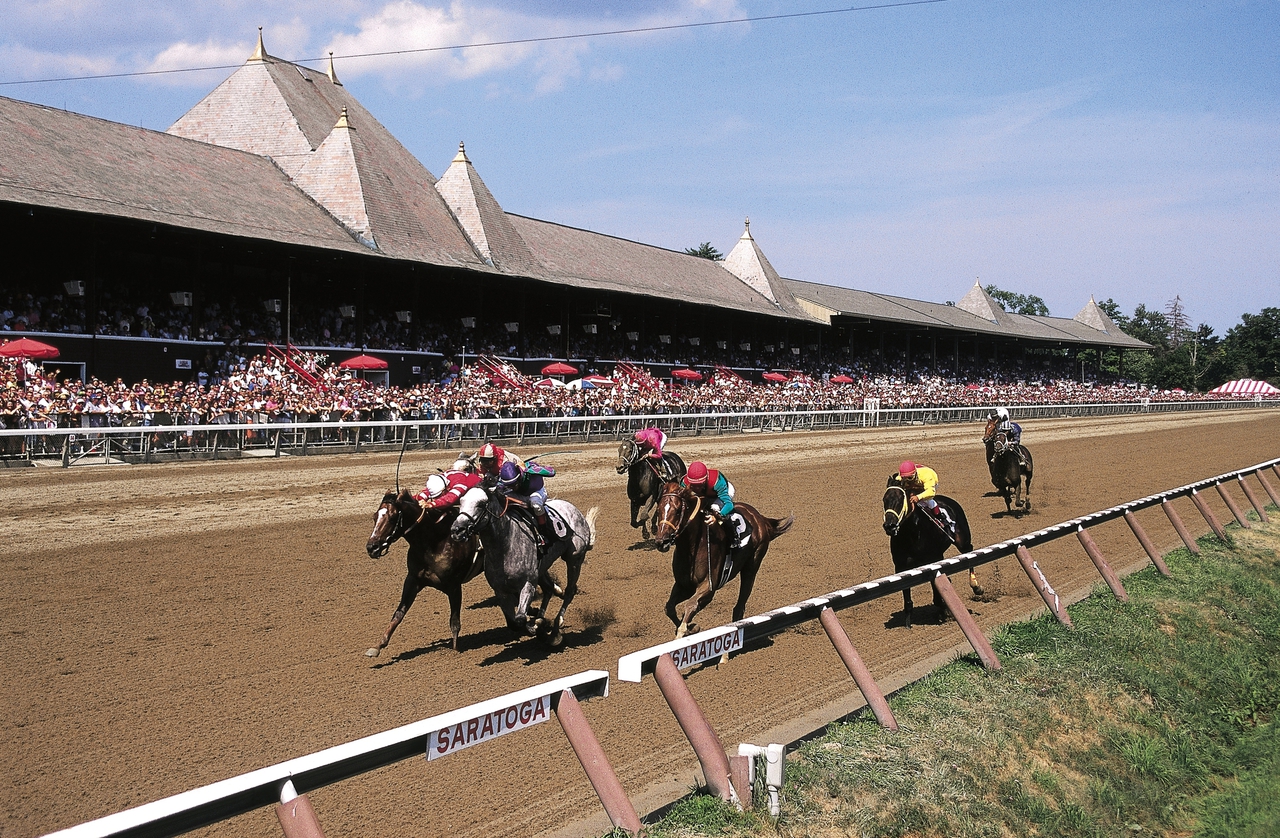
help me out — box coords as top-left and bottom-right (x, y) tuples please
(892, 460), (957, 538)
(985, 407), (1028, 467)
(633, 426), (675, 480)
(474, 442), (522, 486)
(415, 458), (482, 511)
(683, 461), (750, 549)
(495, 459), (557, 548)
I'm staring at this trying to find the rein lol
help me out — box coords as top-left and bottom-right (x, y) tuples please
(657, 488), (702, 541)
(884, 485), (910, 529)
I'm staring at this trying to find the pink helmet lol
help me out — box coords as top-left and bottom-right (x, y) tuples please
(899, 461), (917, 479)
(686, 461), (709, 484)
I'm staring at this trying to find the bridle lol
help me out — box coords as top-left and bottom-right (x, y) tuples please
(992, 430), (1011, 456)
(616, 440), (640, 474)
(369, 495), (435, 557)
(452, 491), (508, 540)
(654, 486), (702, 546)
(883, 485), (910, 534)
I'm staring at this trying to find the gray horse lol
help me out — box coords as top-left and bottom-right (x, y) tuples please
(450, 486), (597, 646)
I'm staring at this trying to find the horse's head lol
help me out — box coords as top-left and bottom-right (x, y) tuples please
(882, 485), (910, 536)
(653, 481), (699, 551)
(992, 430), (1011, 455)
(616, 439), (639, 474)
(450, 486), (492, 542)
(367, 490), (410, 558)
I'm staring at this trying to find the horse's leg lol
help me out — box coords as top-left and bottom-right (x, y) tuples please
(1023, 468), (1033, 511)
(676, 581), (715, 638)
(902, 587), (915, 629)
(445, 583), (464, 652)
(666, 578), (694, 630)
(367, 576), (422, 657)
(514, 580), (538, 633)
(545, 555), (583, 646)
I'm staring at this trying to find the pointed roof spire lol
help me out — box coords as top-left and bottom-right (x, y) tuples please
(435, 141), (538, 271)
(1074, 295), (1120, 334)
(956, 278), (1008, 324)
(334, 107), (351, 130)
(723, 218), (800, 309)
(327, 52), (342, 86)
(249, 27), (267, 62)
(452, 141), (470, 164)
(741, 216), (752, 239)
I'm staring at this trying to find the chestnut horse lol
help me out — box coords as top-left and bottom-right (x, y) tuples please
(616, 439), (687, 539)
(653, 481), (794, 637)
(983, 420), (1034, 515)
(365, 490), (483, 656)
(881, 483), (977, 628)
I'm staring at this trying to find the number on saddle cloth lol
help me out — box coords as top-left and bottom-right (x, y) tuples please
(545, 506), (570, 540)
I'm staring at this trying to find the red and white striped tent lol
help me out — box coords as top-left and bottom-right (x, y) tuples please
(1208, 378), (1280, 395)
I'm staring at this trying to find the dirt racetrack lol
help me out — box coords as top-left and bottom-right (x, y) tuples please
(3, 410), (1278, 838)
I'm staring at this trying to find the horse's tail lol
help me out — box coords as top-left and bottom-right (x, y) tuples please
(583, 506), (599, 550)
(770, 514), (796, 539)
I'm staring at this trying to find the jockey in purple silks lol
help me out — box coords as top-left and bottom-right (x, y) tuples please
(496, 459), (557, 549)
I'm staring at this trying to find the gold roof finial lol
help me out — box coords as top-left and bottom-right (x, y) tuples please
(334, 107), (351, 129)
(327, 51), (342, 86)
(249, 27), (267, 62)
(453, 141), (470, 164)
(741, 216), (752, 239)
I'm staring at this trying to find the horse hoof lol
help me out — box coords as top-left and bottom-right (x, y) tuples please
(365, 647), (381, 658)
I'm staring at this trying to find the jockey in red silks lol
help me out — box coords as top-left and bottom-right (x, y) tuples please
(682, 461), (750, 548)
(474, 442), (521, 486)
(416, 457), (482, 510)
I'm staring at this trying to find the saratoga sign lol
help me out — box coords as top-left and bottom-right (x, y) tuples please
(426, 694), (551, 760)
(669, 627), (744, 670)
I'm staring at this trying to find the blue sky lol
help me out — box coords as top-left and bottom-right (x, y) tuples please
(2, 0), (1277, 334)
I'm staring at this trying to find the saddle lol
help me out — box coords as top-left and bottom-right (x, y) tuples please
(713, 512), (753, 591)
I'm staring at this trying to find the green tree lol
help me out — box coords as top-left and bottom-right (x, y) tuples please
(983, 284), (1049, 317)
(684, 242), (724, 261)
(1221, 307), (1280, 384)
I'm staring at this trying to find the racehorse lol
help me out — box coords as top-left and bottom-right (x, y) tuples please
(653, 481), (794, 638)
(616, 439), (687, 539)
(450, 486), (597, 646)
(365, 489), (483, 656)
(881, 482), (978, 628)
(984, 423), (1033, 515)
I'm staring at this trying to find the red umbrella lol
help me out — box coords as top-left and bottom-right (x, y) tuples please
(671, 368), (703, 381)
(338, 354), (388, 370)
(762, 371), (789, 382)
(541, 362), (578, 376)
(830, 374), (854, 384)
(0, 337), (59, 359)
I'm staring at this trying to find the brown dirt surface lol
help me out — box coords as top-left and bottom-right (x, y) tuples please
(3, 410), (1277, 838)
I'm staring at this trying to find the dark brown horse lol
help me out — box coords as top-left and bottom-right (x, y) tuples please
(983, 421), (1034, 515)
(365, 490), (483, 656)
(882, 482), (978, 627)
(616, 439), (687, 539)
(653, 481), (794, 637)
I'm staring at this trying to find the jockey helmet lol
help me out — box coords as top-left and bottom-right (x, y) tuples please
(898, 461), (918, 479)
(477, 442), (502, 461)
(686, 461), (709, 484)
(497, 461), (522, 489)
(996, 407), (1010, 420)
(451, 457), (472, 473)
(424, 473), (448, 499)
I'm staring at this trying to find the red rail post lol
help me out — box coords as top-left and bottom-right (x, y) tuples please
(1237, 475), (1270, 523)
(819, 607), (899, 731)
(1256, 470), (1280, 508)
(1124, 511), (1172, 577)
(932, 572), (1002, 670)
(555, 689), (644, 836)
(653, 653), (736, 802)
(1076, 526), (1129, 602)
(1273, 464), (1280, 485)
(1013, 545), (1073, 626)
(1162, 499), (1200, 554)
(1189, 489), (1228, 541)
(729, 755), (753, 809)
(1215, 482), (1251, 529)
(276, 791), (326, 838)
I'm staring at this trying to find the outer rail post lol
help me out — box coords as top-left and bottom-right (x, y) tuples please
(1189, 489), (1228, 541)
(1077, 526), (1128, 602)
(1162, 499), (1200, 554)
(1124, 511), (1171, 577)
(819, 607), (898, 731)
(653, 653), (735, 802)
(1014, 545), (1073, 626)
(1273, 465), (1280, 485)
(555, 689), (643, 836)
(931, 572), (1001, 670)
(1237, 475), (1269, 523)
(276, 782), (326, 838)
(1215, 482), (1251, 529)
(1256, 470), (1280, 508)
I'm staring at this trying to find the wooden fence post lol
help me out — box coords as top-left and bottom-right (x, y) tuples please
(1014, 545), (1073, 625)
(1189, 489), (1228, 541)
(1076, 526), (1129, 602)
(1162, 499), (1200, 554)
(652, 654), (735, 803)
(932, 573), (1001, 670)
(1215, 482), (1250, 529)
(819, 607), (898, 730)
(1124, 510), (1171, 576)
(1236, 476), (1269, 523)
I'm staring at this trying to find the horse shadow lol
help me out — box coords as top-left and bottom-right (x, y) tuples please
(626, 539), (662, 552)
(884, 605), (950, 628)
(477, 625), (607, 667)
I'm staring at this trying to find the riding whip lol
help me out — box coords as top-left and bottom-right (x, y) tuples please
(394, 431), (410, 493)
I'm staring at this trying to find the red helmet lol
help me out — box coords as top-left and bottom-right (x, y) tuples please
(686, 461), (709, 484)
(899, 461), (917, 478)
(477, 442), (502, 461)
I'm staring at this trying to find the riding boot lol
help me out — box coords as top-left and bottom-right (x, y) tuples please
(534, 513), (553, 551)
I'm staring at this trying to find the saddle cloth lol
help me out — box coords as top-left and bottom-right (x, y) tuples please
(546, 505), (571, 540)
(714, 513), (752, 591)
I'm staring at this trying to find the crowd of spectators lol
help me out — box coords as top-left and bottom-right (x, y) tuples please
(2, 345), (1268, 447)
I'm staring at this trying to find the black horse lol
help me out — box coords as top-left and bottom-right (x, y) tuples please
(983, 421), (1033, 515)
(616, 439), (687, 540)
(882, 482), (977, 628)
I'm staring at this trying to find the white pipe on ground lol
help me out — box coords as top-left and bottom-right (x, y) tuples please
(737, 743), (784, 818)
